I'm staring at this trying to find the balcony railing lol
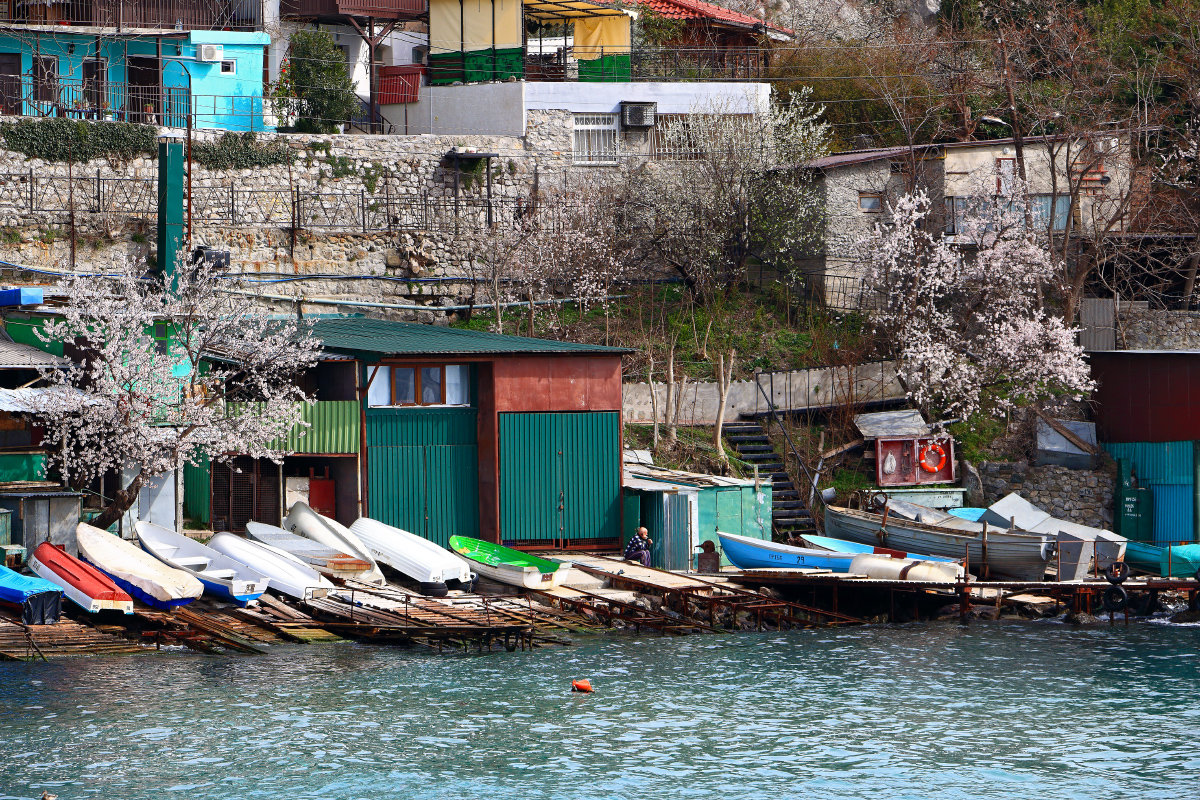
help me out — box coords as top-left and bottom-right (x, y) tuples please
(281, 0), (426, 19)
(0, 75), (269, 131)
(430, 45), (772, 85)
(0, 0), (262, 31)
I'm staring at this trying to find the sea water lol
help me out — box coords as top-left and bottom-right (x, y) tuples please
(2, 621), (1199, 800)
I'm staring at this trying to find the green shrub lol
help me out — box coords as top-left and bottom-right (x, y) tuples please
(0, 119), (157, 163)
(191, 132), (293, 170)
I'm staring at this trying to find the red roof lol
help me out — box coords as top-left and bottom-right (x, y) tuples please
(594, 0), (789, 33)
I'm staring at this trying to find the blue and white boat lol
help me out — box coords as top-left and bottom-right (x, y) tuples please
(77, 523), (203, 610)
(717, 531), (859, 572)
(135, 522), (270, 605)
(0, 564), (62, 624)
(801, 533), (959, 564)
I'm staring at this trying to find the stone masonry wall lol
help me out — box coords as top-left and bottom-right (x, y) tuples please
(1117, 305), (1200, 350)
(976, 460), (1117, 530)
(0, 111), (642, 320)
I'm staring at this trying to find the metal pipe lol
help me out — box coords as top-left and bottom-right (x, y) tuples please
(217, 286), (628, 312)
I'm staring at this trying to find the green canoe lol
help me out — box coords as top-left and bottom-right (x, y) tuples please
(448, 536), (569, 589)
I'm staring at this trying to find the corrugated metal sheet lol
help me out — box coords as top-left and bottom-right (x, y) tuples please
(4, 317), (63, 357)
(283, 401), (360, 454)
(366, 407), (477, 447)
(1151, 484), (1195, 546)
(183, 457), (210, 526)
(1103, 442), (1195, 485)
(499, 412), (621, 543)
(309, 316), (629, 358)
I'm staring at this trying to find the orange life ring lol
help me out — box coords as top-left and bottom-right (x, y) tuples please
(919, 442), (947, 473)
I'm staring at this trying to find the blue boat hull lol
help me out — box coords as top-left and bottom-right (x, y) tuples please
(802, 534), (959, 564)
(197, 576), (263, 606)
(717, 533), (857, 572)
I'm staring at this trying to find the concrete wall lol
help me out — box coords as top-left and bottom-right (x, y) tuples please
(622, 362), (904, 425)
(383, 80), (773, 136)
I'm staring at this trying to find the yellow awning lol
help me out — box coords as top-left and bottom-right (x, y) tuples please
(430, 0), (524, 54)
(573, 15), (631, 60)
(522, 0), (631, 22)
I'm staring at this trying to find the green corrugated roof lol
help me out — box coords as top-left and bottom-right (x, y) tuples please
(308, 316), (629, 357)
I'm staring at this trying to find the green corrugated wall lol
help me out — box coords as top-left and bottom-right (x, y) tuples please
(365, 407), (479, 547)
(5, 317), (63, 356)
(282, 401), (360, 453)
(0, 452), (44, 482)
(183, 456), (210, 526)
(498, 412), (620, 543)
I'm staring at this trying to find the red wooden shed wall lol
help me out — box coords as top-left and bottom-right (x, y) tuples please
(1091, 352), (1200, 442)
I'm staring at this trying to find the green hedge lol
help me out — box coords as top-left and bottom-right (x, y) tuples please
(0, 118), (158, 163)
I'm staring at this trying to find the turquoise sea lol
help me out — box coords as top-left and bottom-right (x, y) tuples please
(2, 621), (1199, 800)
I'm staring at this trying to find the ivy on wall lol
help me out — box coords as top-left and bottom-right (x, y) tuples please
(0, 119), (158, 163)
(191, 132), (294, 170)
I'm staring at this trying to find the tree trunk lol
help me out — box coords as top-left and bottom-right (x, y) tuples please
(89, 472), (146, 532)
(714, 349), (736, 465)
(648, 353), (660, 448)
(665, 343), (677, 444)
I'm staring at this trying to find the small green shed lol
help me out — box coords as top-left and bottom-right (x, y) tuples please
(623, 465), (772, 571)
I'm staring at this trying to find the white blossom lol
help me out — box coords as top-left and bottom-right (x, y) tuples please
(28, 255), (322, 527)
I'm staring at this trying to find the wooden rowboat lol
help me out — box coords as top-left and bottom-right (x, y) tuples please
(448, 536), (569, 590)
(28, 542), (133, 614)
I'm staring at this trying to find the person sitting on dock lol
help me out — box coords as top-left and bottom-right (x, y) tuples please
(624, 527), (653, 567)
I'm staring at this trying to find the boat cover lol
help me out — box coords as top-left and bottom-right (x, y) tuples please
(0, 565), (63, 624)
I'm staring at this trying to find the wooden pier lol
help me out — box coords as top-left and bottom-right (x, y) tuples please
(0, 617), (151, 661)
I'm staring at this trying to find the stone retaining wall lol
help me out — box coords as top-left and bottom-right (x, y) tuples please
(1117, 305), (1200, 350)
(975, 460), (1117, 530)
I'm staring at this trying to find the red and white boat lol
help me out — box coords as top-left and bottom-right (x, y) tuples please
(28, 542), (134, 614)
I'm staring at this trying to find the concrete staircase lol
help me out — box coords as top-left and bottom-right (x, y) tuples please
(723, 419), (817, 539)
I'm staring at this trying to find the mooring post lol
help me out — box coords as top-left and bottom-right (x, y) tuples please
(959, 581), (970, 624)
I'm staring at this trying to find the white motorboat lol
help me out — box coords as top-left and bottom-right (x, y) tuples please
(208, 532), (334, 601)
(348, 516), (474, 596)
(135, 522), (269, 605)
(283, 503), (386, 586)
(76, 522), (203, 610)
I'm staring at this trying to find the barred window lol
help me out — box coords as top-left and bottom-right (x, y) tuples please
(573, 113), (619, 165)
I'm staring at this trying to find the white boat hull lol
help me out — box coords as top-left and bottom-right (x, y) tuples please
(247, 521), (379, 584)
(76, 523), (204, 609)
(135, 522), (270, 604)
(284, 503), (386, 586)
(469, 559), (569, 590)
(348, 517), (473, 586)
(208, 532), (335, 601)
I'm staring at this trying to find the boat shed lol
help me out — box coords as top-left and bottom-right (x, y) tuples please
(623, 465), (773, 570)
(319, 317), (628, 549)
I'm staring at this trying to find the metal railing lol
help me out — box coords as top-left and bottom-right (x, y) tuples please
(0, 173), (526, 233)
(281, 0), (425, 17)
(0, 76), (269, 131)
(0, 0), (261, 31)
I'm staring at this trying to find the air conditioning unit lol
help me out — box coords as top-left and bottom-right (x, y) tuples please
(621, 101), (656, 128)
(197, 44), (224, 63)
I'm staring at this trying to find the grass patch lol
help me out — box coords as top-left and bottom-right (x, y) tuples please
(947, 415), (1008, 463)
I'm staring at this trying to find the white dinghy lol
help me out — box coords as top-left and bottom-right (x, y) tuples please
(135, 522), (270, 605)
(282, 503), (386, 586)
(208, 532), (334, 601)
(246, 521), (380, 584)
(348, 516), (474, 596)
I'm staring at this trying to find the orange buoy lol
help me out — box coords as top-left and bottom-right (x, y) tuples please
(571, 679), (593, 693)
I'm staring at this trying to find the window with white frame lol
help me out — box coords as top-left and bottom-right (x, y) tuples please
(573, 113), (619, 165)
(367, 364), (470, 407)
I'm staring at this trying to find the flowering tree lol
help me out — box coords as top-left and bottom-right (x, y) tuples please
(472, 183), (628, 337)
(29, 257), (322, 530)
(626, 89), (830, 296)
(858, 187), (1094, 421)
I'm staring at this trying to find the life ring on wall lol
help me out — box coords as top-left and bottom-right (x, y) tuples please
(918, 442), (947, 473)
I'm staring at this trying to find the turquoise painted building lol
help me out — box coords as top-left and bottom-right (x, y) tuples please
(0, 30), (271, 132)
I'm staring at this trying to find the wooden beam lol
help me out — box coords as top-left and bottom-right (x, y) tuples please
(1034, 408), (1099, 456)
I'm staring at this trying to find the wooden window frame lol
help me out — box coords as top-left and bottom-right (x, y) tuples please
(389, 363), (446, 407)
(858, 192), (883, 213)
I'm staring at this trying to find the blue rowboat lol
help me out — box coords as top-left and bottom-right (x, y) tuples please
(801, 533), (959, 564)
(0, 564), (62, 624)
(717, 531), (857, 572)
(1124, 541), (1162, 575)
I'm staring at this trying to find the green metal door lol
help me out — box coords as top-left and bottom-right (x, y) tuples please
(499, 412), (620, 544)
(715, 488), (742, 537)
(366, 408), (479, 546)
